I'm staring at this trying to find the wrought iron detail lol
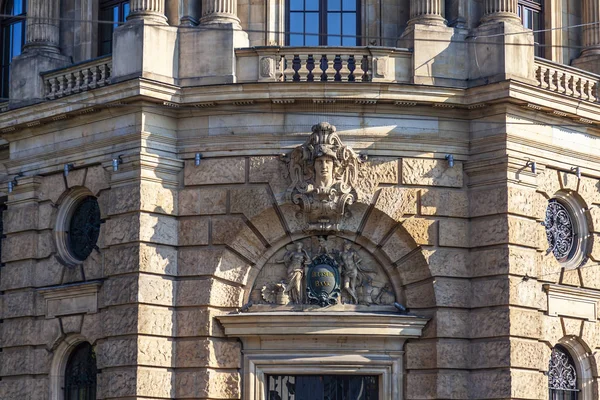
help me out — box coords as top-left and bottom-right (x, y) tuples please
(548, 346), (577, 391)
(543, 199), (575, 262)
(65, 342), (97, 400)
(68, 196), (101, 261)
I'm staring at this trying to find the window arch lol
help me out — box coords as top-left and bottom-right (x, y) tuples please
(64, 342), (97, 400)
(0, 0), (26, 99)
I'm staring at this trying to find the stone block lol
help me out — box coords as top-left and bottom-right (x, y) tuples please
(249, 156), (291, 203)
(179, 187), (227, 215)
(230, 186), (286, 243)
(540, 315), (563, 346)
(100, 275), (138, 307)
(2, 231), (37, 262)
(510, 308), (542, 339)
(176, 307), (225, 338)
(356, 157), (399, 203)
(508, 186), (546, 219)
(434, 278), (471, 308)
(360, 209), (397, 246)
(406, 339), (469, 369)
(469, 370), (511, 399)
(380, 229), (416, 264)
(0, 347), (51, 376)
(578, 176), (600, 205)
(510, 369), (546, 399)
(97, 337), (138, 368)
(109, 184), (141, 215)
(105, 243), (177, 276)
(403, 218), (436, 245)
(470, 246), (539, 278)
(405, 280), (436, 309)
(469, 186), (507, 217)
(60, 315), (83, 334)
(139, 213), (178, 246)
(3, 290), (35, 318)
(562, 316), (583, 337)
(407, 370), (468, 399)
(402, 158), (463, 188)
(101, 305), (139, 337)
(84, 165), (110, 196)
(177, 279), (243, 308)
(82, 247), (103, 281)
(0, 376), (48, 400)
(179, 217), (209, 246)
(65, 168), (86, 189)
(537, 168), (560, 197)
(470, 215), (507, 247)
(439, 218), (468, 248)
(175, 368), (240, 399)
(508, 216), (543, 249)
(421, 188), (467, 217)
(0, 260), (33, 290)
(339, 202), (369, 234)
(38, 202), (55, 230)
(471, 308), (510, 338)
(137, 367), (174, 398)
(4, 203), (38, 233)
(138, 305), (175, 337)
(81, 312), (102, 345)
(97, 367), (137, 398)
(471, 277), (509, 308)
(39, 173), (66, 204)
(138, 274), (174, 306)
(373, 187), (418, 220)
(141, 183), (176, 215)
(104, 213), (139, 245)
(212, 215), (266, 262)
(176, 338), (241, 368)
(429, 308), (470, 338)
(138, 336), (173, 367)
(179, 247), (251, 285)
(184, 158), (246, 185)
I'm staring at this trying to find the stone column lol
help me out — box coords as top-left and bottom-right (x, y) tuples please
(408, 0), (446, 25)
(24, 0), (60, 53)
(581, 0), (600, 56)
(201, 0), (241, 26)
(481, 0), (521, 23)
(127, 0), (168, 24)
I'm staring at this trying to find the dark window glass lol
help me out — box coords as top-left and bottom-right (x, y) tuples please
(267, 375), (379, 400)
(65, 342), (97, 400)
(518, 0), (543, 58)
(548, 345), (579, 400)
(1, 0), (27, 99)
(98, 1), (130, 56)
(286, 0), (360, 46)
(68, 196), (101, 261)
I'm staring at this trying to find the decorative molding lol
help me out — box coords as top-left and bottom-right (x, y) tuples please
(38, 281), (102, 318)
(543, 284), (600, 320)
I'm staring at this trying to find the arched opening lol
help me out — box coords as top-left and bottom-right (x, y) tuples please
(549, 337), (598, 400)
(64, 342), (97, 400)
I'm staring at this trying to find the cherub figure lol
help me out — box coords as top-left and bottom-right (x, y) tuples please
(276, 242), (311, 304)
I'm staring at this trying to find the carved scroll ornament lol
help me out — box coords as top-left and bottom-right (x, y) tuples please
(282, 122), (364, 231)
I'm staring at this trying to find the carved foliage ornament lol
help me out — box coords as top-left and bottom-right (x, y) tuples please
(548, 346), (577, 391)
(542, 199), (575, 262)
(282, 122), (364, 231)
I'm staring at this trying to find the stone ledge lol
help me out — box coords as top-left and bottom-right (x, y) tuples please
(38, 281), (102, 318)
(543, 284), (600, 321)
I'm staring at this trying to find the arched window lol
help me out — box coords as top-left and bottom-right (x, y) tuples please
(548, 344), (579, 400)
(98, 0), (130, 56)
(0, 0), (26, 99)
(286, 0), (360, 46)
(64, 342), (97, 400)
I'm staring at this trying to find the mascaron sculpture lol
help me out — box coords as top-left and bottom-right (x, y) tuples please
(282, 122), (364, 231)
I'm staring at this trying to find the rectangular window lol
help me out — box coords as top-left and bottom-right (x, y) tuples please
(286, 0), (360, 46)
(266, 375), (379, 400)
(98, 0), (130, 56)
(518, 0), (543, 58)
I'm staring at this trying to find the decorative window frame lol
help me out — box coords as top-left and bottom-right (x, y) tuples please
(49, 334), (90, 400)
(217, 311), (428, 400)
(549, 337), (597, 400)
(54, 187), (100, 267)
(544, 191), (590, 270)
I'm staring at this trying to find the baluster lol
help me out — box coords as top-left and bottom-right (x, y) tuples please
(535, 66), (542, 87)
(57, 76), (66, 98)
(558, 73), (567, 94)
(297, 54), (310, 82)
(64, 73), (74, 96)
(583, 80), (591, 101)
(105, 63), (112, 83)
(73, 71), (82, 93)
(593, 82), (599, 103)
(575, 77), (582, 98)
(98, 65), (107, 87)
(354, 55), (366, 82)
(567, 75), (574, 96)
(548, 69), (556, 92)
(322, 54), (334, 82)
(339, 55), (350, 82)
(48, 77), (58, 99)
(82, 68), (90, 90)
(283, 54), (295, 82)
(89, 66), (99, 89)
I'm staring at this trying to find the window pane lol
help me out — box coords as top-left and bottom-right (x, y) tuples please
(328, 13), (341, 45)
(113, 6), (119, 28)
(123, 3), (130, 20)
(342, 13), (357, 46)
(329, 0), (341, 11)
(290, 0), (303, 11)
(306, 0), (319, 11)
(11, 22), (23, 58)
(305, 12), (319, 46)
(343, 0), (356, 11)
(13, 0), (24, 15)
(289, 12), (304, 45)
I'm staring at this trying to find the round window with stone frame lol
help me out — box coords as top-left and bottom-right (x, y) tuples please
(543, 192), (590, 269)
(55, 187), (102, 266)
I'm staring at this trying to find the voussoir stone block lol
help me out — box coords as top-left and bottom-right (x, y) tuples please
(39, 173), (66, 203)
(179, 247), (251, 284)
(402, 158), (463, 188)
(184, 158), (246, 185)
(380, 229), (417, 264)
(65, 168), (86, 189)
(373, 187), (418, 220)
(421, 188), (468, 217)
(356, 157), (399, 202)
(212, 215), (266, 262)
(176, 338), (241, 368)
(537, 167), (560, 197)
(249, 156), (291, 203)
(179, 187), (227, 215)
(60, 314), (83, 334)
(84, 165), (110, 195)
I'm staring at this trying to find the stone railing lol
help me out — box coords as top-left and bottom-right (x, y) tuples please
(42, 56), (112, 100)
(535, 58), (600, 103)
(236, 46), (412, 84)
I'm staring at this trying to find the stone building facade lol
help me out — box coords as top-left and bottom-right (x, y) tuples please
(1, 0), (600, 399)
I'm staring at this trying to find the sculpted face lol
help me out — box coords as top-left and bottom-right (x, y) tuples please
(315, 156), (334, 188)
(295, 242), (303, 251)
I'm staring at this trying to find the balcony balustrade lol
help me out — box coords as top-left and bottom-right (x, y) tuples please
(535, 57), (600, 103)
(42, 56), (112, 100)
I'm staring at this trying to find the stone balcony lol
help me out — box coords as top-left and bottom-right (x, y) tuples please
(235, 46), (412, 84)
(42, 55), (112, 100)
(535, 57), (600, 103)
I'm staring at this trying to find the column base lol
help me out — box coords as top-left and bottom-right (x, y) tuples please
(127, 11), (168, 25)
(479, 12), (522, 25)
(200, 14), (241, 28)
(572, 51), (600, 75)
(9, 50), (70, 106)
(468, 20), (537, 85)
(407, 14), (447, 27)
